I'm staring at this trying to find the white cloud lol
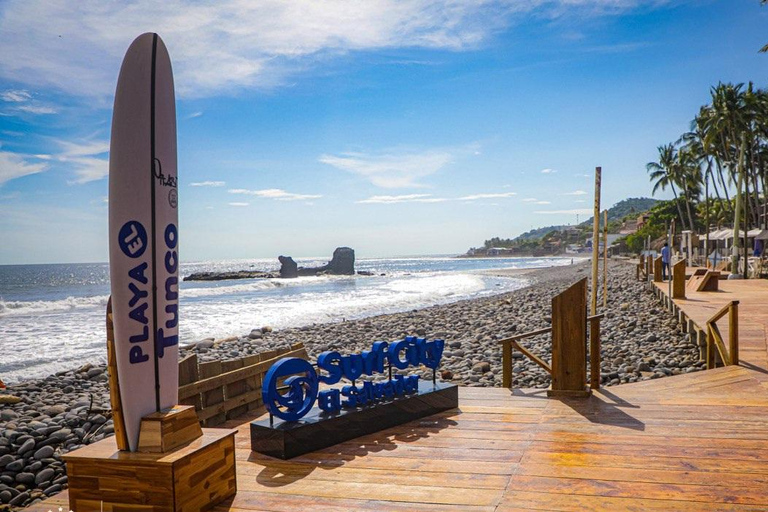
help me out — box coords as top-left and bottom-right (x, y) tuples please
(229, 188), (322, 201)
(57, 139), (110, 183)
(561, 190), (587, 196)
(532, 200), (551, 205)
(540, 168), (557, 174)
(357, 194), (447, 204)
(0, 151), (48, 185)
(228, 202), (249, 207)
(458, 192), (516, 200)
(1, 90), (31, 102)
(1, 1), (669, 99)
(320, 149), (454, 188)
(535, 208), (593, 215)
(186, 111), (204, 119)
(522, 197), (539, 202)
(357, 190), (517, 204)
(16, 104), (56, 115)
(190, 181), (225, 187)
(574, 199), (586, 203)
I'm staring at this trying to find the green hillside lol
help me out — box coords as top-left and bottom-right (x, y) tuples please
(467, 197), (658, 256)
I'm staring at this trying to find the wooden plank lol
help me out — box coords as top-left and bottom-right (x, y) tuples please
(243, 354), (263, 412)
(179, 347), (306, 397)
(222, 359), (249, 420)
(549, 278), (588, 396)
(199, 360), (226, 427)
(502, 340), (512, 388)
(589, 316), (600, 390)
(177, 353), (201, 410)
(673, 260), (686, 299)
(105, 299), (129, 451)
(654, 256), (663, 282)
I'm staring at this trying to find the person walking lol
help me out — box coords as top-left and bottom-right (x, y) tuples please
(661, 242), (671, 281)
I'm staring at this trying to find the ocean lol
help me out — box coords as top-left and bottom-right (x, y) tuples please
(0, 256), (574, 383)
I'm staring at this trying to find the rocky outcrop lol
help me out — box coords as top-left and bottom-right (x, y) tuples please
(278, 256), (298, 278)
(328, 247), (355, 275)
(183, 270), (277, 281)
(284, 247), (356, 278)
(184, 248), (356, 281)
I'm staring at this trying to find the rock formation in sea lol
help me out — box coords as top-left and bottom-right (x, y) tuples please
(280, 247), (356, 278)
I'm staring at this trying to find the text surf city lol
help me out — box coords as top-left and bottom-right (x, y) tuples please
(263, 336), (445, 421)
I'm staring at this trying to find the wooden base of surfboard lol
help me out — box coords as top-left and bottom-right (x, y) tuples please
(138, 404), (203, 452)
(63, 425), (237, 512)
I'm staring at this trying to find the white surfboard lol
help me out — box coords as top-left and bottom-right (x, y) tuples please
(109, 33), (179, 451)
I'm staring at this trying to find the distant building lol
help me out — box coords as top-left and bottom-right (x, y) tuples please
(637, 213), (650, 231)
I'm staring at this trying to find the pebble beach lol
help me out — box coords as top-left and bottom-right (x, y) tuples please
(0, 259), (704, 509)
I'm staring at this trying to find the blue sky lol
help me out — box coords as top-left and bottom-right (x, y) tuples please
(0, 0), (766, 264)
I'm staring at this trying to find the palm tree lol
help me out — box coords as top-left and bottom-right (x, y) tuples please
(647, 143), (688, 230)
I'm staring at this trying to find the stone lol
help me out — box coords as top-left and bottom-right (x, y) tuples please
(15, 472), (34, 485)
(196, 339), (215, 350)
(33, 446), (54, 460)
(0, 455), (14, 469)
(328, 247), (355, 275)
(17, 439), (34, 455)
(8, 491), (29, 506)
(86, 368), (103, 379)
(278, 255), (298, 278)
(5, 460), (23, 472)
(34, 468), (54, 485)
(472, 362), (491, 374)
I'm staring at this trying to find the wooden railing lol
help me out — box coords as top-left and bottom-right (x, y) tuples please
(499, 313), (603, 391)
(178, 343), (307, 426)
(706, 301), (739, 369)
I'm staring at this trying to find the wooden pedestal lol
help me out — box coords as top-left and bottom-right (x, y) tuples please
(63, 427), (237, 512)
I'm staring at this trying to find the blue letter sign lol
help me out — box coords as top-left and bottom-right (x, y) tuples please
(262, 336), (444, 422)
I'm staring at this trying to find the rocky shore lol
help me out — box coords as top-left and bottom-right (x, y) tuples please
(0, 259), (702, 509)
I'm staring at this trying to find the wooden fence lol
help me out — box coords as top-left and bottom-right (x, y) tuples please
(178, 343), (307, 426)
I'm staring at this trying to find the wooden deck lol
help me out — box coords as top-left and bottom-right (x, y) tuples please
(28, 278), (768, 511)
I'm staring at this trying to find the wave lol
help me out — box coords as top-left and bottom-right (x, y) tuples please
(0, 294), (110, 317)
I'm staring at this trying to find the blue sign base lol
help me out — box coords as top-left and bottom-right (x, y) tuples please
(250, 380), (458, 459)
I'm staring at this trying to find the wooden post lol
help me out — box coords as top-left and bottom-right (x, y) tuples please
(502, 342), (512, 388)
(589, 317), (600, 390)
(105, 299), (129, 451)
(653, 256), (663, 283)
(603, 209), (608, 309)
(548, 278), (590, 398)
(729, 302), (739, 365)
(591, 167), (601, 315)
(672, 260), (686, 299)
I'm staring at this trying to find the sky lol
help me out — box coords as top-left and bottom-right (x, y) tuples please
(0, 0), (766, 264)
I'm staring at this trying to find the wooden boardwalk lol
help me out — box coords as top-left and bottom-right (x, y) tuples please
(29, 278), (768, 511)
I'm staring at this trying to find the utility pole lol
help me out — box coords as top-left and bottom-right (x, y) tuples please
(591, 167), (601, 315)
(602, 209), (608, 309)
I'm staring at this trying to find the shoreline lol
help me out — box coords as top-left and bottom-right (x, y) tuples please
(0, 259), (704, 508)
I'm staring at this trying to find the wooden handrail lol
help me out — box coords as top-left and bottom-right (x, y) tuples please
(499, 313), (604, 389)
(499, 327), (552, 387)
(708, 300), (739, 325)
(509, 339), (551, 374)
(705, 300), (739, 369)
(498, 327), (552, 344)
